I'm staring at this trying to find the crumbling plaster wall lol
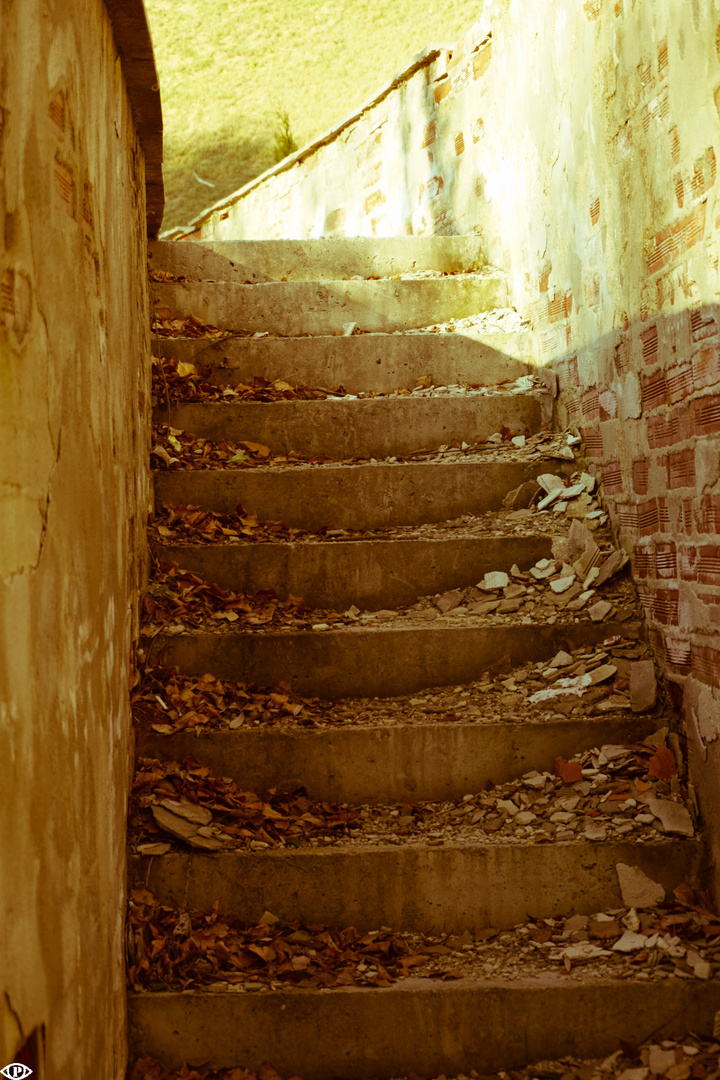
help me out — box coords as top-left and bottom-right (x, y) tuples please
(0, 0), (155, 1074)
(185, 2), (720, 887)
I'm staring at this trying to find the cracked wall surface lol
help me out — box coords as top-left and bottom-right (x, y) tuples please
(184, 1), (720, 891)
(0, 0), (151, 1074)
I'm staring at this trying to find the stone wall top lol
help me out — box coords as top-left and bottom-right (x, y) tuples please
(162, 44), (447, 240)
(105, 0), (164, 236)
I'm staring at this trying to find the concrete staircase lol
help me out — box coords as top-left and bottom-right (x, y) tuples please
(128, 238), (719, 1079)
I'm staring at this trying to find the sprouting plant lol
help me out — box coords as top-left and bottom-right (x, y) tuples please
(272, 106), (298, 163)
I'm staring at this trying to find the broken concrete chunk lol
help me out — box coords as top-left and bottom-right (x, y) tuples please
(588, 663), (618, 685)
(186, 832), (224, 851)
(616, 863), (666, 908)
(612, 930), (648, 952)
(589, 599), (613, 622)
(537, 473), (566, 494)
(502, 479), (540, 510)
(151, 804), (202, 841)
(504, 583), (527, 600)
(157, 797), (213, 826)
(564, 942), (611, 960)
(648, 1048), (678, 1075)
(498, 597), (523, 613)
(479, 571), (509, 591)
(511, 435), (526, 448)
(549, 650), (574, 668)
(630, 660), (657, 712)
(561, 482), (586, 500)
(538, 487), (565, 511)
(594, 549), (629, 588)
(435, 589), (464, 614)
(647, 795), (694, 836)
(550, 574), (576, 594)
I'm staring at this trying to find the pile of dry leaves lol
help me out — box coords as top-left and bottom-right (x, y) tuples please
(142, 561), (307, 631)
(131, 666), (321, 735)
(126, 889), (420, 991)
(151, 423), (333, 470)
(151, 309), (237, 340)
(150, 505), (310, 545)
(129, 756), (359, 853)
(152, 356), (335, 404)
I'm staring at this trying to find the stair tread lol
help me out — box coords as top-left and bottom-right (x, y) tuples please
(126, 886), (713, 996)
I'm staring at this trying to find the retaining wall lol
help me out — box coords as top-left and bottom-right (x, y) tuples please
(0, 0), (161, 1074)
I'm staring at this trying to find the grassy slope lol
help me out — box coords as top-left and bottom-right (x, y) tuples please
(146, 0), (484, 231)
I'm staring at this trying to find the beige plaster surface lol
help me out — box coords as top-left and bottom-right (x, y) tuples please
(0, 0), (152, 1074)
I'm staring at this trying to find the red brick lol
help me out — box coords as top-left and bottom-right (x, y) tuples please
(693, 344), (720, 390)
(666, 362), (693, 403)
(641, 371), (667, 411)
(694, 393), (720, 434)
(697, 545), (720, 586)
(603, 460), (623, 495)
(434, 79), (451, 104)
(692, 643), (720, 689)
(581, 427), (604, 457)
(581, 389), (600, 421)
(421, 121), (437, 148)
(632, 459), (650, 494)
(641, 325), (659, 365)
(634, 541), (654, 578)
(589, 196), (600, 226)
(679, 544), (698, 580)
(454, 132), (465, 155)
(699, 494), (720, 533)
(667, 449), (696, 489)
(669, 125), (681, 165)
(658, 40), (669, 80)
(472, 41), (492, 79)
(655, 542), (677, 578)
(665, 636), (692, 675)
(691, 147), (717, 200)
(691, 308), (718, 343)
(646, 202), (706, 276)
(598, 389), (618, 420)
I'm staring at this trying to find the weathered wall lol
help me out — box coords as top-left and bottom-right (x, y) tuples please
(181, 2), (720, 889)
(0, 0), (158, 1074)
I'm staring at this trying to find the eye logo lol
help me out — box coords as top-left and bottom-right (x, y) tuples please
(1, 1065), (33, 1079)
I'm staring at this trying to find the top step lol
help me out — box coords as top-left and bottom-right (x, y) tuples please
(149, 237), (485, 284)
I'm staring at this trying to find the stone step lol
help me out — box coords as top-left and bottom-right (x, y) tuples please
(153, 327), (536, 393)
(129, 837), (700, 933)
(155, 393), (549, 460)
(127, 978), (720, 1080)
(150, 620), (640, 699)
(150, 272), (508, 336)
(151, 532), (553, 609)
(155, 458), (573, 531)
(149, 236), (486, 283)
(137, 713), (659, 805)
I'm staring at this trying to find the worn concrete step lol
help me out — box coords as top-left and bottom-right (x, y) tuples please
(151, 620), (640, 699)
(155, 394), (548, 460)
(149, 236), (485, 283)
(155, 458), (573, 531)
(154, 327), (536, 392)
(150, 272), (508, 336)
(152, 533), (553, 610)
(128, 978), (720, 1080)
(129, 837), (700, 934)
(137, 714), (659, 805)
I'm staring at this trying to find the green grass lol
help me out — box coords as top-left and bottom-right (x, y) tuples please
(145, 0), (484, 231)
